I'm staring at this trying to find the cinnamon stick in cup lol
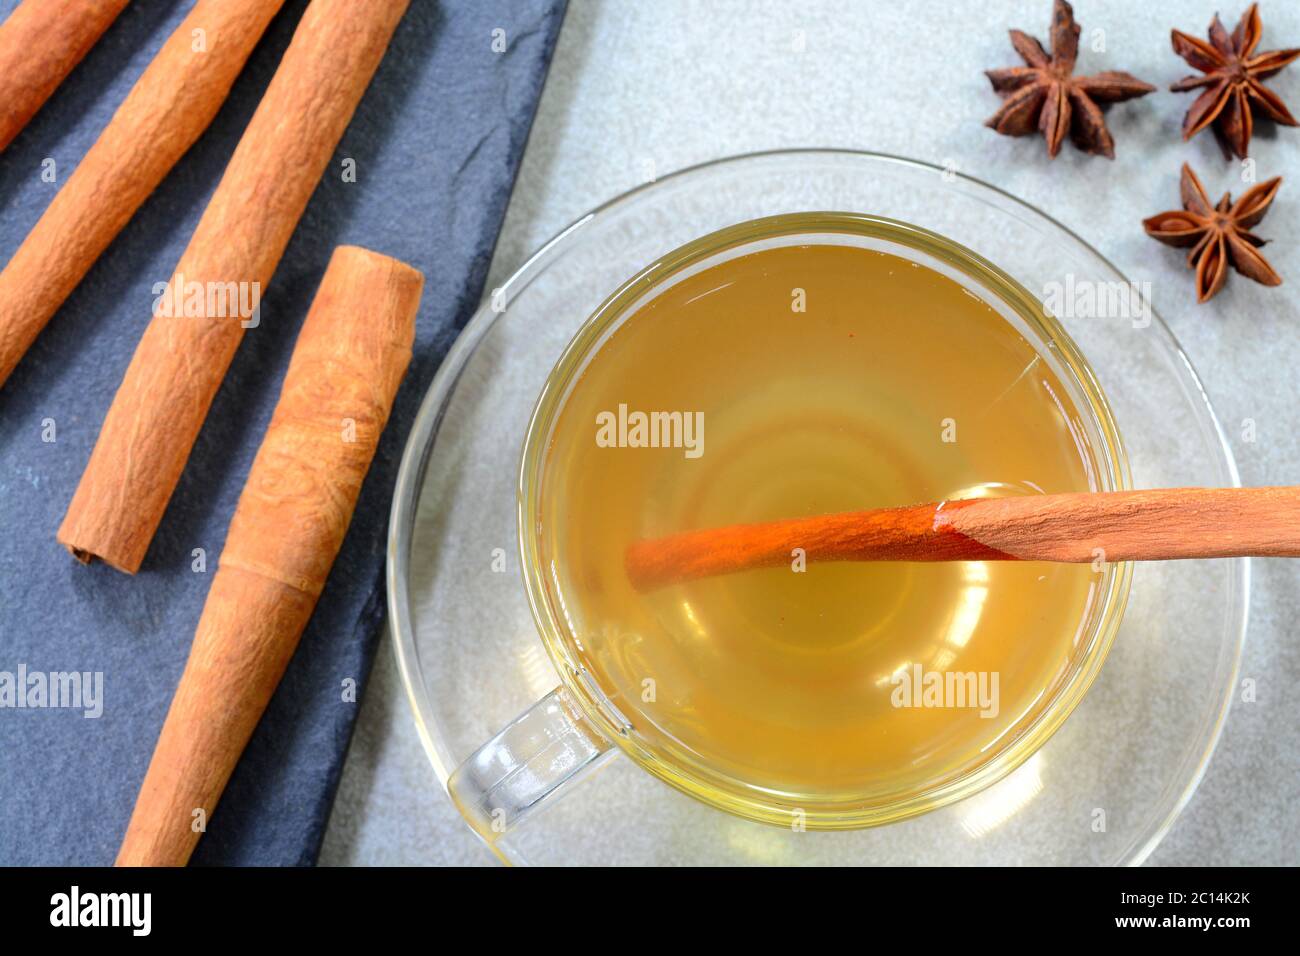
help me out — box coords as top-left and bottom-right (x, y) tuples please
(116, 245), (422, 868)
(0, 0), (287, 388)
(59, 0), (411, 573)
(0, 0), (130, 151)
(625, 487), (1300, 591)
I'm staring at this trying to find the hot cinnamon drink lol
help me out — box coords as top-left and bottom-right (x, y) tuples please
(523, 219), (1122, 824)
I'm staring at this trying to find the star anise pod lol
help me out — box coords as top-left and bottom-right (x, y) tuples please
(1143, 163), (1283, 302)
(985, 0), (1155, 158)
(1170, 3), (1299, 159)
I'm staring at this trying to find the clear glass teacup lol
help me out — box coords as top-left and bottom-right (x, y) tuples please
(445, 213), (1132, 843)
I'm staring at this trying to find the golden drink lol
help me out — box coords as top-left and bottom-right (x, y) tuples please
(528, 226), (1117, 822)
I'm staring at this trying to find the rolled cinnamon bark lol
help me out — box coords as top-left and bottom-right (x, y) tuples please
(115, 245), (423, 868)
(0, 0), (130, 151)
(0, 0), (287, 388)
(59, 0), (411, 573)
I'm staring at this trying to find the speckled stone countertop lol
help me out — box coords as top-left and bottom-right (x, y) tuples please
(320, 0), (1299, 866)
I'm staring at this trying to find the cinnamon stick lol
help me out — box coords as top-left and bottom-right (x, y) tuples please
(0, 0), (287, 388)
(116, 245), (422, 868)
(59, 0), (411, 573)
(625, 487), (1300, 590)
(0, 0), (129, 151)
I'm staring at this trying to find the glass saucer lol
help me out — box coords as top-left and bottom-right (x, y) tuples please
(388, 150), (1246, 865)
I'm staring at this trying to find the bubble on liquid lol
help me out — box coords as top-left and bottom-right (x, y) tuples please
(945, 479), (1049, 500)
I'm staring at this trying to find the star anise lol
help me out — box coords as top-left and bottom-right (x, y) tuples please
(1143, 163), (1283, 302)
(1170, 3), (1299, 159)
(985, 0), (1155, 158)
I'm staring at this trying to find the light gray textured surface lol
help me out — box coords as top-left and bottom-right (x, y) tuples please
(320, 0), (1299, 867)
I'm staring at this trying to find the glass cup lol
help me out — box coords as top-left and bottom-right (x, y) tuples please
(446, 212), (1132, 841)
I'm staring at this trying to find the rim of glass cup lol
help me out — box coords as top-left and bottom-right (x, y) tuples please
(387, 150), (1248, 862)
(517, 211), (1133, 830)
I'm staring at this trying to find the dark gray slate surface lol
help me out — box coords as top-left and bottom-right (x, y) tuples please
(0, 0), (565, 866)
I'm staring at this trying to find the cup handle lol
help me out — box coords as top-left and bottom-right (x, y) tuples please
(448, 686), (617, 841)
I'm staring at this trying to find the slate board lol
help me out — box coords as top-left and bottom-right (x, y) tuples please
(0, 0), (565, 865)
